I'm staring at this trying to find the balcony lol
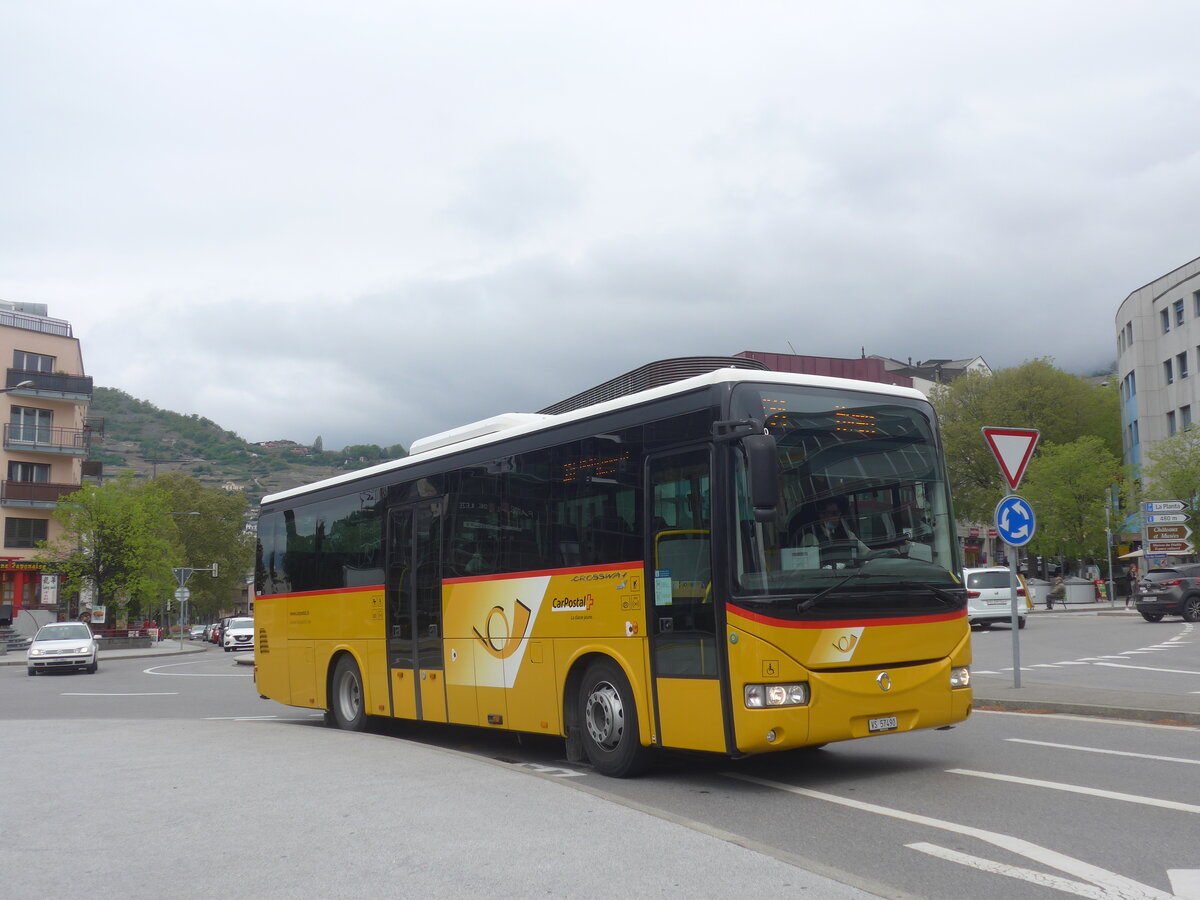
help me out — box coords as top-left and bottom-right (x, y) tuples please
(3, 424), (91, 456)
(5, 369), (93, 403)
(1, 480), (81, 508)
(0, 308), (72, 337)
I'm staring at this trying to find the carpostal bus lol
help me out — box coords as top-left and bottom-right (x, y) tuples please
(254, 358), (971, 777)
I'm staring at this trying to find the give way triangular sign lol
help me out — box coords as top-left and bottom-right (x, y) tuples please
(981, 427), (1040, 490)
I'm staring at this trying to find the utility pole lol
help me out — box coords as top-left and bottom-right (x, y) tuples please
(171, 564), (219, 647)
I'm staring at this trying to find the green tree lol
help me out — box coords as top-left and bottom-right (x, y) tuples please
(37, 473), (180, 619)
(1140, 428), (1200, 505)
(149, 473), (255, 622)
(1021, 437), (1122, 565)
(932, 359), (1120, 523)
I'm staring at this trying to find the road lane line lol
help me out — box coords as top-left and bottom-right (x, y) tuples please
(60, 696), (177, 700)
(727, 773), (1171, 899)
(204, 715), (284, 720)
(976, 709), (1200, 732)
(907, 842), (1120, 898)
(143, 661), (252, 676)
(947, 769), (1200, 813)
(1169, 868), (1200, 899)
(1005, 738), (1200, 765)
(1091, 662), (1200, 676)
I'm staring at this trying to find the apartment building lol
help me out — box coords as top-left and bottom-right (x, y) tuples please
(0, 302), (93, 626)
(1115, 255), (1200, 468)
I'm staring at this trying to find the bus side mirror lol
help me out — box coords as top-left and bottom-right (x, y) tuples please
(743, 432), (779, 523)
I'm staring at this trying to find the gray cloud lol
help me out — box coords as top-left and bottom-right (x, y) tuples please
(4, 1), (1198, 452)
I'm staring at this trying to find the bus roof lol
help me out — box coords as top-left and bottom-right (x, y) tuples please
(260, 366), (928, 506)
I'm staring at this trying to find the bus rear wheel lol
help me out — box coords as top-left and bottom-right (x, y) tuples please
(579, 659), (650, 778)
(328, 655), (368, 732)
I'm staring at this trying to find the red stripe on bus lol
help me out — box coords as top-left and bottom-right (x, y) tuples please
(255, 584), (383, 600)
(727, 604), (966, 629)
(443, 561), (643, 585)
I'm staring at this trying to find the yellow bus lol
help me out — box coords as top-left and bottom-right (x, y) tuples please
(254, 358), (972, 776)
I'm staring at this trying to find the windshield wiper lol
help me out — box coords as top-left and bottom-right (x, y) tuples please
(794, 574), (962, 613)
(795, 571), (892, 612)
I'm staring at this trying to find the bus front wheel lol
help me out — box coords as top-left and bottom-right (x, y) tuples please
(578, 659), (650, 778)
(328, 655), (368, 732)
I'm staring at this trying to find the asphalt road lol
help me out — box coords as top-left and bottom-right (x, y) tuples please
(3, 618), (1198, 899)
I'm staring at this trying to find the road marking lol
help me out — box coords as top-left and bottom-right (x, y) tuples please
(204, 715), (286, 720)
(975, 709), (1200, 732)
(1169, 868), (1200, 899)
(60, 696), (177, 700)
(908, 842), (1129, 899)
(1092, 662), (1200, 676)
(947, 769), (1200, 814)
(143, 661), (252, 677)
(728, 773), (1171, 899)
(512, 762), (586, 778)
(1005, 738), (1200, 765)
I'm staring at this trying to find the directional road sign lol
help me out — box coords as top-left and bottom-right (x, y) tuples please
(994, 494), (1036, 547)
(1146, 540), (1194, 554)
(1147, 524), (1192, 542)
(981, 427), (1040, 490)
(1145, 513), (1188, 524)
(1144, 500), (1190, 513)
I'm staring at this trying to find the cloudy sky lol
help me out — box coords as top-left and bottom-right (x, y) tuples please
(4, 1), (1199, 450)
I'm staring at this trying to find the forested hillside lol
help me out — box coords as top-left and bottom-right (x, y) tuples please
(86, 387), (406, 504)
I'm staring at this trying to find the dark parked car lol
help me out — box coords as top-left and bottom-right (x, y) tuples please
(1136, 564), (1200, 622)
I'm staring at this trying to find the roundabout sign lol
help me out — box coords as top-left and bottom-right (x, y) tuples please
(994, 494), (1036, 547)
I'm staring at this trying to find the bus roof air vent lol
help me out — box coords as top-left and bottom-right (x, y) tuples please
(409, 413), (553, 456)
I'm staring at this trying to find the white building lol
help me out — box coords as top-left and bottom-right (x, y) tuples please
(1115, 255), (1200, 467)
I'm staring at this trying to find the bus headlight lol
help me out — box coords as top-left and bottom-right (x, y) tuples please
(745, 682), (810, 708)
(950, 666), (971, 689)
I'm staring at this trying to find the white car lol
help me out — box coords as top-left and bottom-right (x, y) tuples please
(27, 622), (99, 675)
(222, 616), (255, 652)
(963, 567), (1028, 629)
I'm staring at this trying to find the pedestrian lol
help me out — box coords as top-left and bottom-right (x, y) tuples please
(1047, 576), (1066, 610)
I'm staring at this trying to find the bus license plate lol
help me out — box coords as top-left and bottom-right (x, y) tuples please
(868, 716), (898, 733)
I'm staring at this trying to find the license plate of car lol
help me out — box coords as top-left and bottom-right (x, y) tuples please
(868, 716), (898, 733)
(985, 598), (1006, 605)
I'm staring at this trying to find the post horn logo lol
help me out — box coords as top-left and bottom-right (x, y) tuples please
(832, 633), (859, 654)
(876, 671), (892, 692)
(473, 599), (532, 660)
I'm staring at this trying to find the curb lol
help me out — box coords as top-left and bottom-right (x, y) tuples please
(973, 696), (1200, 727)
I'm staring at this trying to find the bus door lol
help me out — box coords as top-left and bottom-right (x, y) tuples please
(647, 449), (727, 754)
(385, 499), (447, 723)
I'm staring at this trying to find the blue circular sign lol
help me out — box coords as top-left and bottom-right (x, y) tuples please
(994, 494), (1036, 547)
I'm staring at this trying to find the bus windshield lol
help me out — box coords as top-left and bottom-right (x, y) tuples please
(731, 384), (960, 606)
